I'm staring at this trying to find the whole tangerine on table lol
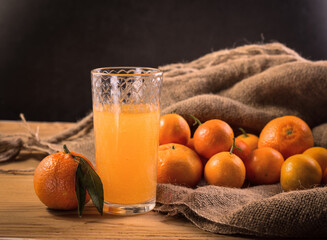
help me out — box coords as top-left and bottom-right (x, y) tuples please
(280, 154), (322, 191)
(33, 151), (94, 210)
(236, 128), (259, 151)
(159, 114), (191, 145)
(258, 116), (314, 159)
(193, 118), (234, 159)
(243, 147), (284, 185)
(157, 143), (203, 188)
(204, 139), (246, 188)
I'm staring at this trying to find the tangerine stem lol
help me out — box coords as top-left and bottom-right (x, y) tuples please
(63, 145), (80, 163)
(286, 128), (293, 135)
(189, 114), (202, 126)
(229, 138), (242, 154)
(63, 144), (69, 154)
(239, 128), (249, 138)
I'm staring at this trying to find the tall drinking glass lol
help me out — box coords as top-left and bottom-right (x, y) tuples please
(91, 67), (163, 215)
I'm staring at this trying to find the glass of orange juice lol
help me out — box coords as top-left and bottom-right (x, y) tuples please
(91, 67), (163, 215)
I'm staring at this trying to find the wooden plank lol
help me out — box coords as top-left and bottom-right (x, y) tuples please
(0, 121), (250, 239)
(0, 174), (243, 239)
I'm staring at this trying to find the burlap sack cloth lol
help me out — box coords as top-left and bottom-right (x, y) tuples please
(1, 43), (327, 237)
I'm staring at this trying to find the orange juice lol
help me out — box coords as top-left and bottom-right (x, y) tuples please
(93, 104), (159, 205)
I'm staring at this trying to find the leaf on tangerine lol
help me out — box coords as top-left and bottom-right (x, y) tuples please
(75, 163), (86, 217)
(79, 157), (104, 216)
(64, 145), (104, 217)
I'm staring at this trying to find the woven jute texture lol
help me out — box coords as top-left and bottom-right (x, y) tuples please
(1, 42), (327, 237)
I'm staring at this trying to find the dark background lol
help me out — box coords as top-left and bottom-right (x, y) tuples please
(1, 0), (327, 122)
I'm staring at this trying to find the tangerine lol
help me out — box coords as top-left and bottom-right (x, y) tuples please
(193, 119), (234, 159)
(236, 128), (259, 151)
(204, 151), (245, 188)
(33, 151), (93, 210)
(232, 138), (252, 162)
(157, 143), (203, 188)
(258, 116), (314, 158)
(280, 154), (322, 191)
(303, 147), (327, 176)
(244, 147), (284, 185)
(159, 114), (191, 145)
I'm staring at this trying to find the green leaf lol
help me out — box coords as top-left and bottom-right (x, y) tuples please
(79, 157), (104, 215)
(64, 145), (104, 217)
(75, 163), (86, 217)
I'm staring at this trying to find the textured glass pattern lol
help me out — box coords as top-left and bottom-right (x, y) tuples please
(91, 67), (163, 111)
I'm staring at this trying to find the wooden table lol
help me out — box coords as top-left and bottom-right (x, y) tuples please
(0, 121), (249, 239)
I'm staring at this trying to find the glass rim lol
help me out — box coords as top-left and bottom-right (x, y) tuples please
(91, 66), (163, 76)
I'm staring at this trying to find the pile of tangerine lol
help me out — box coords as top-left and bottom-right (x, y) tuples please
(157, 114), (327, 191)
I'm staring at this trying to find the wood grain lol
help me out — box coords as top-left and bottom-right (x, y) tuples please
(0, 121), (250, 239)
